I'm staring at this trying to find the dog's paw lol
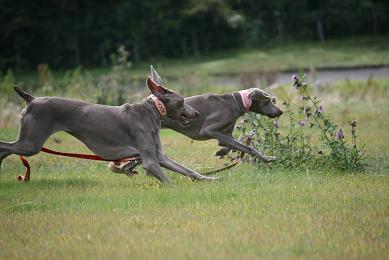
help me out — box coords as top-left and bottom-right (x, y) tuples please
(108, 162), (124, 174)
(262, 156), (277, 163)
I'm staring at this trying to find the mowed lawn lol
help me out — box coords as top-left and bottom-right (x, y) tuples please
(0, 81), (388, 259)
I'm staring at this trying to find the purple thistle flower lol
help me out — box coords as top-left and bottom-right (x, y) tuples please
(273, 121), (280, 129)
(292, 74), (302, 89)
(298, 120), (306, 127)
(336, 129), (344, 140)
(316, 105), (324, 115)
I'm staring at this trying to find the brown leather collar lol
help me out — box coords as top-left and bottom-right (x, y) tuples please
(151, 96), (167, 117)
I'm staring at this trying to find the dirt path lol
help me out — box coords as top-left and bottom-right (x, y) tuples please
(215, 66), (389, 87)
(277, 66), (389, 84)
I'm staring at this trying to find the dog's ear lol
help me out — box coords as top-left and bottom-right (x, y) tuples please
(150, 65), (163, 85)
(147, 77), (171, 97)
(249, 88), (270, 100)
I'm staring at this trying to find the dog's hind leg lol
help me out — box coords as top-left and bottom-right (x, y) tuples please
(214, 146), (233, 157)
(0, 141), (13, 169)
(1, 115), (54, 165)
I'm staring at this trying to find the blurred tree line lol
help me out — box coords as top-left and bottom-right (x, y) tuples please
(0, 0), (388, 71)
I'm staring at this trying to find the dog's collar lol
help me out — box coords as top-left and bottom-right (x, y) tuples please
(151, 96), (167, 117)
(238, 89), (252, 112)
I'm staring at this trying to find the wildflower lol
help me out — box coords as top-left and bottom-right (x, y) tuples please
(351, 120), (357, 135)
(298, 120), (306, 127)
(336, 129), (344, 140)
(273, 121), (280, 129)
(316, 105), (324, 115)
(305, 107), (311, 117)
(292, 74), (302, 89)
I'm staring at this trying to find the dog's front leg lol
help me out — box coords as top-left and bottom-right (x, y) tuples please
(206, 131), (276, 163)
(139, 149), (169, 183)
(157, 152), (219, 181)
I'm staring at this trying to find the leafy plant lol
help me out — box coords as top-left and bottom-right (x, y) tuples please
(96, 45), (132, 105)
(232, 74), (366, 171)
(0, 69), (15, 100)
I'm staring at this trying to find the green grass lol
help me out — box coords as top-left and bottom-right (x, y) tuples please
(145, 36), (389, 78)
(11, 36), (389, 85)
(0, 80), (388, 259)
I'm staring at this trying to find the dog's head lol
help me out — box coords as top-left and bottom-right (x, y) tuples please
(247, 88), (283, 118)
(147, 66), (198, 127)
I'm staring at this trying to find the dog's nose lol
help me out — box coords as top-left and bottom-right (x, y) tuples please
(278, 110), (284, 116)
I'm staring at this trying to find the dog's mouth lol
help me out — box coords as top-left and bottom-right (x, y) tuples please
(267, 109), (284, 118)
(177, 114), (190, 127)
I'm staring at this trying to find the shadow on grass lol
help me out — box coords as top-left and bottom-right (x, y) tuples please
(0, 177), (100, 189)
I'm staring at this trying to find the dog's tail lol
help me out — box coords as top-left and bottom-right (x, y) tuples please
(14, 86), (34, 104)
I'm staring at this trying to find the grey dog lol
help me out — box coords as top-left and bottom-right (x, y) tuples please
(0, 67), (218, 183)
(110, 67), (283, 174)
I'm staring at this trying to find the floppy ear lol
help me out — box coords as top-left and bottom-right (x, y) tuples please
(249, 88), (270, 100)
(147, 77), (171, 97)
(150, 65), (163, 85)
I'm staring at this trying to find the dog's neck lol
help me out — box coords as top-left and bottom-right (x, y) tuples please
(150, 96), (167, 117)
(238, 89), (252, 113)
(144, 98), (164, 135)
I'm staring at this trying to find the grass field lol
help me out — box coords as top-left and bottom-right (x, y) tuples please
(0, 79), (388, 259)
(11, 36), (389, 85)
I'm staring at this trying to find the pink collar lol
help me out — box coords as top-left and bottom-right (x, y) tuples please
(239, 89), (252, 112)
(151, 96), (167, 117)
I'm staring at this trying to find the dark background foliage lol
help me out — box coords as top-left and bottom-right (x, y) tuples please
(1, 0), (388, 71)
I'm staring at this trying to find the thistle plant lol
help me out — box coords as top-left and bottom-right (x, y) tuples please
(232, 74), (366, 171)
(97, 45), (132, 105)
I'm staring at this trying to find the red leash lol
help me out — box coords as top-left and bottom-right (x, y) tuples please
(18, 147), (141, 182)
(17, 129), (257, 182)
(40, 147), (138, 162)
